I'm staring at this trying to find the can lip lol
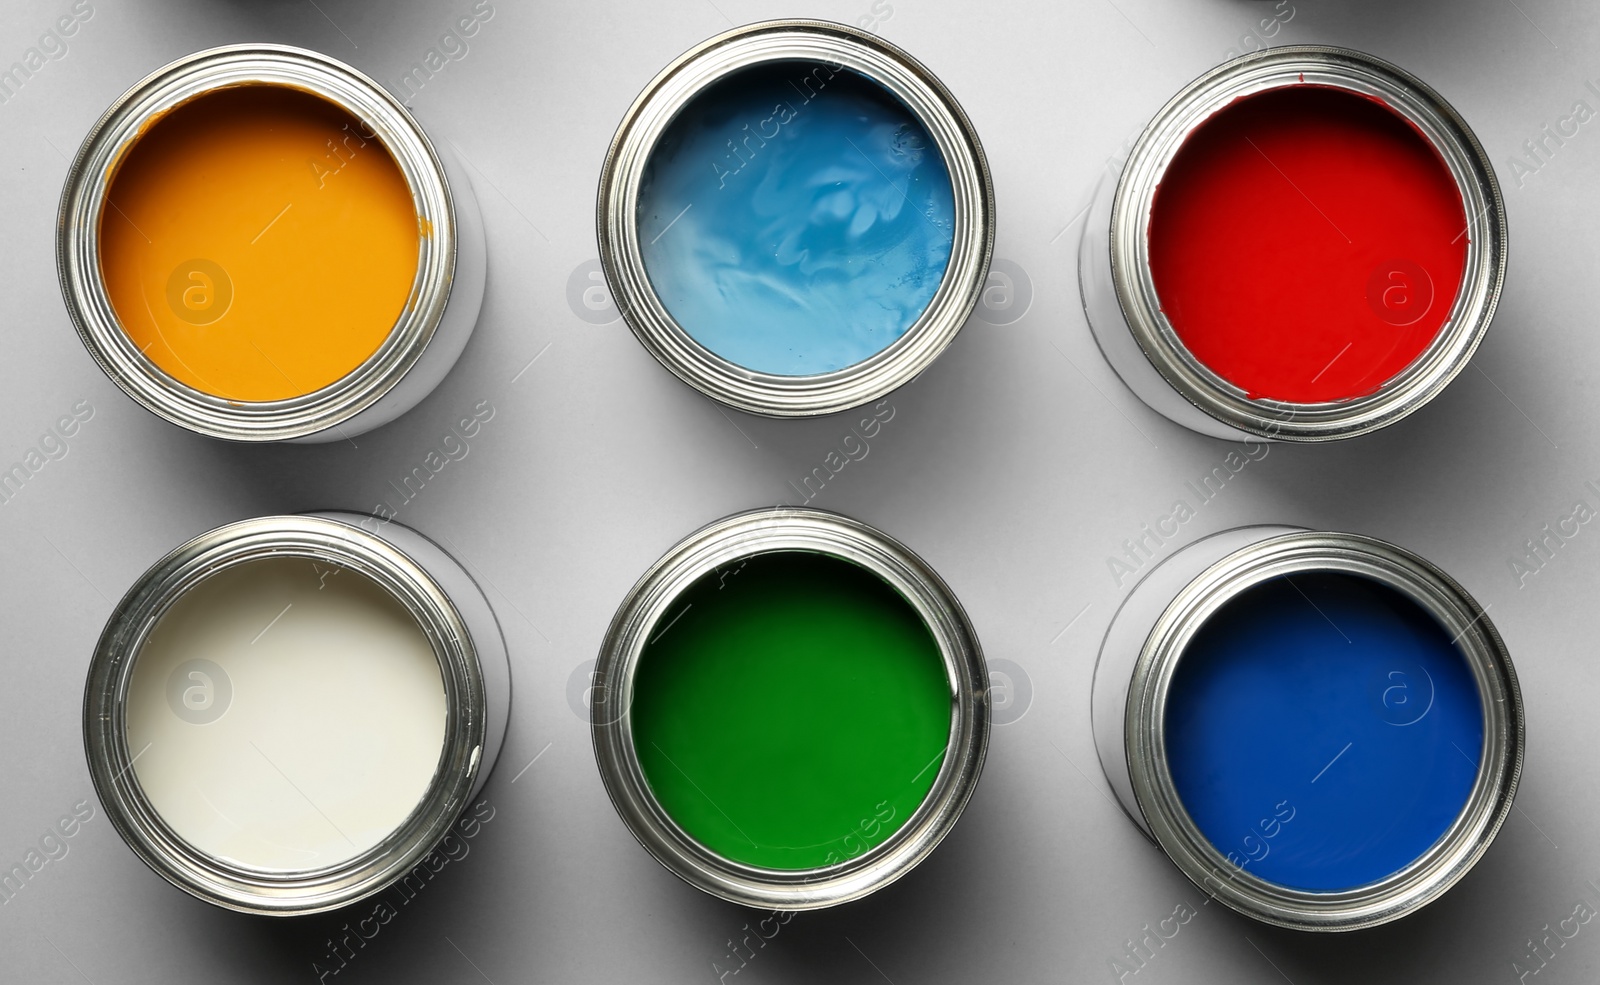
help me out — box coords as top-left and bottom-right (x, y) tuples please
(82, 515), (489, 916)
(1109, 45), (1508, 442)
(57, 44), (459, 442)
(591, 507), (990, 909)
(596, 20), (994, 418)
(1124, 530), (1523, 931)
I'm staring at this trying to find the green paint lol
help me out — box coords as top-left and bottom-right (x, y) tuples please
(631, 551), (951, 870)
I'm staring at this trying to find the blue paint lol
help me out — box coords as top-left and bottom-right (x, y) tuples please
(1164, 572), (1483, 892)
(637, 61), (956, 376)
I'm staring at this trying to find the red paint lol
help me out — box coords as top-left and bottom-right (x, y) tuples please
(1147, 86), (1467, 403)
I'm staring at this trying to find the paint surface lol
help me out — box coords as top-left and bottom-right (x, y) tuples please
(100, 85), (419, 402)
(1164, 572), (1483, 892)
(630, 551), (950, 870)
(1148, 86), (1468, 403)
(126, 557), (446, 872)
(637, 61), (955, 376)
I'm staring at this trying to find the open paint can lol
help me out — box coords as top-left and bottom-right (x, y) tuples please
(1092, 526), (1522, 930)
(58, 45), (486, 442)
(1080, 46), (1506, 441)
(592, 507), (988, 908)
(598, 20), (994, 417)
(83, 513), (510, 914)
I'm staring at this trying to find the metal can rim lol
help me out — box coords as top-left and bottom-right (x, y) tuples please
(596, 20), (995, 418)
(1109, 45), (1508, 441)
(591, 506), (990, 909)
(82, 515), (490, 916)
(57, 44), (460, 442)
(1124, 530), (1523, 931)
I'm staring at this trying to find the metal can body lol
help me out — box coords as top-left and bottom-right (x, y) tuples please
(592, 507), (989, 908)
(83, 513), (510, 915)
(1092, 526), (1522, 931)
(58, 45), (486, 443)
(1080, 46), (1506, 442)
(597, 20), (994, 418)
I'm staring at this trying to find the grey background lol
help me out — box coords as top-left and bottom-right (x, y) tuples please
(1, 0), (1595, 982)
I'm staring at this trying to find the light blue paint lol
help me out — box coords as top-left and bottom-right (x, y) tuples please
(1164, 571), (1484, 892)
(637, 61), (955, 376)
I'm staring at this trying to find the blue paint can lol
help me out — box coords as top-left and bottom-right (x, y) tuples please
(598, 20), (993, 417)
(1093, 527), (1522, 930)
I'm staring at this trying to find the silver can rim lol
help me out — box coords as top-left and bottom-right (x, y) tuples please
(1109, 45), (1508, 441)
(596, 20), (994, 418)
(592, 507), (990, 909)
(57, 44), (460, 442)
(1125, 530), (1523, 931)
(82, 515), (490, 916)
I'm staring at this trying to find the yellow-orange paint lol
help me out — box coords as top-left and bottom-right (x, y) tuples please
(99, 84), (420, 401)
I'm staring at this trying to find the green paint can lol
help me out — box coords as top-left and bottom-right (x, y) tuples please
(592, 508), (989, 908)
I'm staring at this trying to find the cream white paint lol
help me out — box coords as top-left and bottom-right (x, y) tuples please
(126, 556), (447, 872)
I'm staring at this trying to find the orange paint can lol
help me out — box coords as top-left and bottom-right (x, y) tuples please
(59, 45), (485, 441)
